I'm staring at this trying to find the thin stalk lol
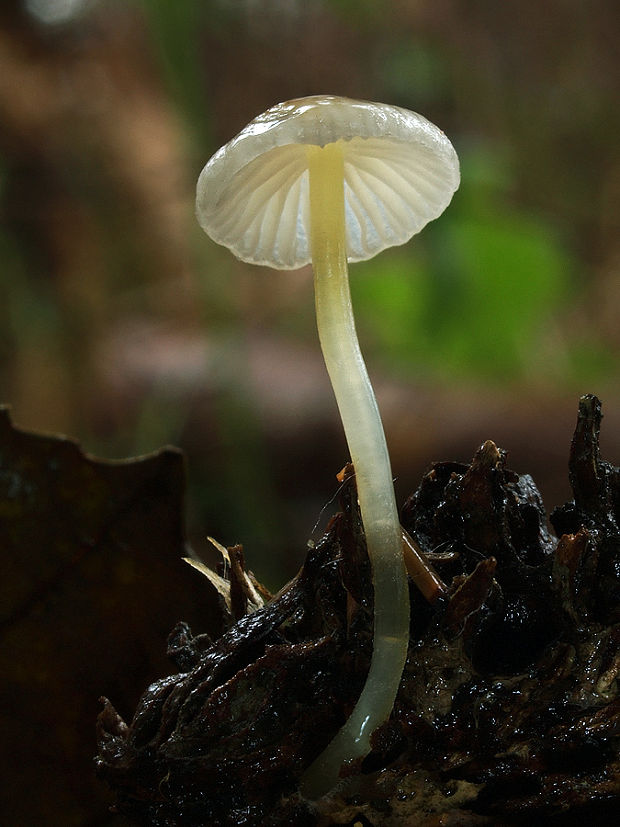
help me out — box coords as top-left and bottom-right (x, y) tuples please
(300, 142), (410, 798)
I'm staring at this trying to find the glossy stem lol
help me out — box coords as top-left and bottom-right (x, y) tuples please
(300, 142), (410, 798)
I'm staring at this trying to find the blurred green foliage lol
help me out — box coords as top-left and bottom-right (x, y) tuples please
(352, 146), (576, 383)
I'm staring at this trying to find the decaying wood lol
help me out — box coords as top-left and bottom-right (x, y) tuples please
(96, 395), (619, 825)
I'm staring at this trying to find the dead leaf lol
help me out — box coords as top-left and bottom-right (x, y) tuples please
(0, 407), (219, 825)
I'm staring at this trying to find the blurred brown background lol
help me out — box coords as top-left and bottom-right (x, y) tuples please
(1, 0), (619, 823)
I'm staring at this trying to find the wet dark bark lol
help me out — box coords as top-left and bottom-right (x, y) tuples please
(96, 394), (620, 825)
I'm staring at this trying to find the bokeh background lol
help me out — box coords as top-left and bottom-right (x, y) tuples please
(1, 0), (619, 823)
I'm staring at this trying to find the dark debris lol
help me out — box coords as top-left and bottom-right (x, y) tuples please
(96, 395), (620, 825)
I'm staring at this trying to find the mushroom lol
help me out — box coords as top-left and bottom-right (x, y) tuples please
(195, 95), (459, 796)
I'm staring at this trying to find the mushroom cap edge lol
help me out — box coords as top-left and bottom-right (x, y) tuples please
(196, 95), (460, 270)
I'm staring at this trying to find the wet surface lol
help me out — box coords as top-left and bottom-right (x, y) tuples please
(96, 395), (619, 825)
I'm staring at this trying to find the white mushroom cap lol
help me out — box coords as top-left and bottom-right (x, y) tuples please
(196, 95), (460, 270)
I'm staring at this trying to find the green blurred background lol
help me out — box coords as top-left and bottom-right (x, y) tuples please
(2, 0), (619, 580)
(1, 1), (619, 823)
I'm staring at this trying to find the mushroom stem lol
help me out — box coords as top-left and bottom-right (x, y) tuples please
(301, 142), (410, 798)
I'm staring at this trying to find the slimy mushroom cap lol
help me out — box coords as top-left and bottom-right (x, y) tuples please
(196, 95), (460, 269)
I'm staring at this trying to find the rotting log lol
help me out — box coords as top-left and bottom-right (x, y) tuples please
(96, 395), (620, 825)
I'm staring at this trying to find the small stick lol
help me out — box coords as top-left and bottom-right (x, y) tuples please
(401, 527), (449, 605)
